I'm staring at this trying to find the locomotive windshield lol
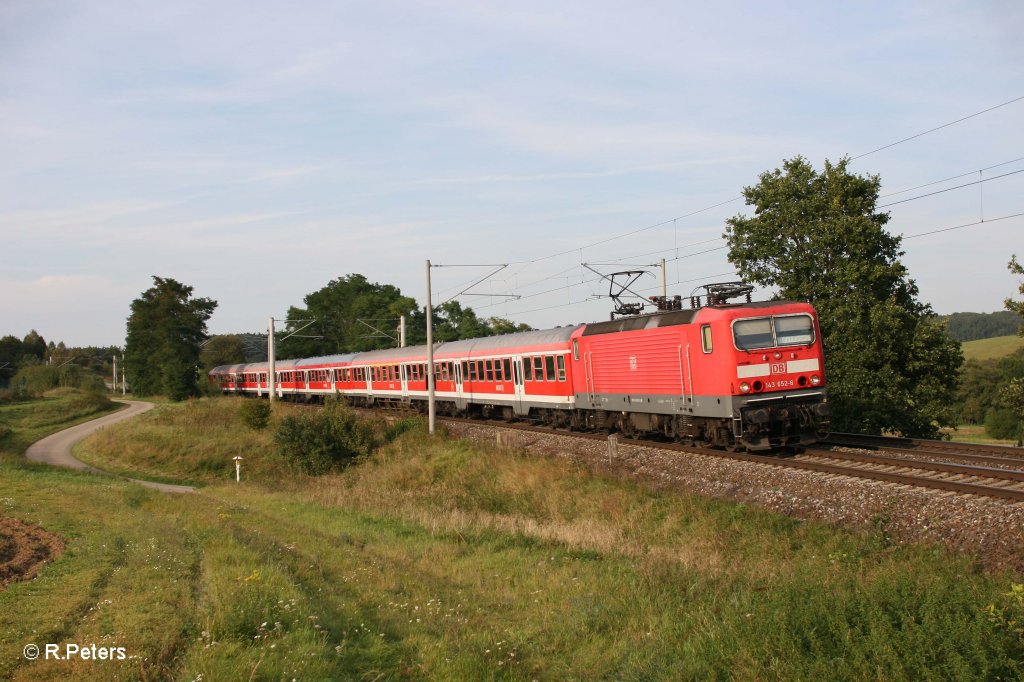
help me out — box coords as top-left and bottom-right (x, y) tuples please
(733, 314), (814, 350)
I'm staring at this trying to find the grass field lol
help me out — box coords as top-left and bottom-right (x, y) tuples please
(1, 396), (1023, 680)
(962, 335), (1024, 361)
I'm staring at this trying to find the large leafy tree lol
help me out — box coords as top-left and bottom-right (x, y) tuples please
(279, 274), (419, 359)
(1000, 256), (1024, 442)
(0, 335), (23, 386)
(724, 156), (962, 436)
(21, 330), (46, 361)
(279, 274), (533, 358)
(125, 277), (217, 400)
(201, 334), (248, 372)
(1006, 255), (1024, 335)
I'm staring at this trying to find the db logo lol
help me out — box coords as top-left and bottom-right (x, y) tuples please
(629, 356), (638, 371)
(770, 362), (786, 374)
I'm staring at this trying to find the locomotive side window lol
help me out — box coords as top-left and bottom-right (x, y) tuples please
(701, 325), (713, 353)
(775, 315), (814, 346)
(733, 318), (773, 350)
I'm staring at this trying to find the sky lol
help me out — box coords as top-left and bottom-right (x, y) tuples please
(1, 0), (1022, 347)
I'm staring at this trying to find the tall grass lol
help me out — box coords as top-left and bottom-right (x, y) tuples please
(74, 397), (297, 485)
(10, 396), (1023, 679)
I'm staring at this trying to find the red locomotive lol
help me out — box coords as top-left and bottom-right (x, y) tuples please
(210, 285), (829, 450)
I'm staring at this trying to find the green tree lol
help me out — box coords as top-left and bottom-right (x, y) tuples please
(202, 334), (247, 372)
(0, 335), (22, 386)
(279, 274), (418, 359)
(998, 378), (1024, 445)
(21, 330), (46, 361)
(124, 277), (217, 400)
(487, 316), (533, 335)
(1007, 255), (1024, 335)
(724, 156), (963, 437)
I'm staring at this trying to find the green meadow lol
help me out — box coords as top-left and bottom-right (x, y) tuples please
(0, 395), (1021, 680)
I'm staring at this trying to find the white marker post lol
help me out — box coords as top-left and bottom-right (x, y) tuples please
(233, 455), (243, 483)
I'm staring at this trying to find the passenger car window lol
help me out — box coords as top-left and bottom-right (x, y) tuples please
(545, 356), (555, 381)
(556, 356), (565, 381)
(502, 358), (511, 382)
(523, 357), (533, 381)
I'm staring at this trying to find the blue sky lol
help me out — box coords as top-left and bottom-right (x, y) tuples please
(2, 0), (1022, 346)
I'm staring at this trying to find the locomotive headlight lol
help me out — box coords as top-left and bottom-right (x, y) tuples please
(810, 374), (821, 386)
(739, 382), (751, 393)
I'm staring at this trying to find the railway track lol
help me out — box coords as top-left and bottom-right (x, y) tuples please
(287, 403), (1024, 503)
(439, 417), (1024, 503)
(824, 432), (1024, 468)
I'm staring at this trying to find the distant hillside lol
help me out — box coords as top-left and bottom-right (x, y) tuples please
(961, 335), (1024, 362)
(939, 311), (1022, 342)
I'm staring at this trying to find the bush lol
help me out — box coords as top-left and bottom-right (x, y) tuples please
(984, 408), (1019, 440)
(11, 365), (59, 394)
(239, 399), (271, 430)
(273, 399), (377, 475)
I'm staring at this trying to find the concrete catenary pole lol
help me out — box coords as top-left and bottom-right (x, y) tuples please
(660, 258), (667, 300)
(121, 355), (126, 395)
(399, 315), (406, 348)
(268, 317), (276, 402)
(112, 355), (117, 394)
(426, 260), (436, 434)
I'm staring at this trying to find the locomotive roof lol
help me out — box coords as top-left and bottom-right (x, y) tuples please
(581, 309), (699, 336)
(580, 300), (811, 336)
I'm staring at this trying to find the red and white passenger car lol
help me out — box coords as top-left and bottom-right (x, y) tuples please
(211, 297), (830, 450)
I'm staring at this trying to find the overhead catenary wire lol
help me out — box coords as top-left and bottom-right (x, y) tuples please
(903, 211), (1024, 240)
(850, 95), (1024, 161)
(878, 169), (1024, 208)
(501, 95), (1024, 270)
(443, 96), (1024, 321)
(880, 156), (1024, 198)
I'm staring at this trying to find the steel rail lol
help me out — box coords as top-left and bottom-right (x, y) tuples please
(826, 432), (1023, 458)
(802, 447), (1024, 483)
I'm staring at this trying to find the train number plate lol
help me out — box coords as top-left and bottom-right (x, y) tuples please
(770, 362), (786, 375)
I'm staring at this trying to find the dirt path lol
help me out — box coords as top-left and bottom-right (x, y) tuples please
(25, 399), (195, 494)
